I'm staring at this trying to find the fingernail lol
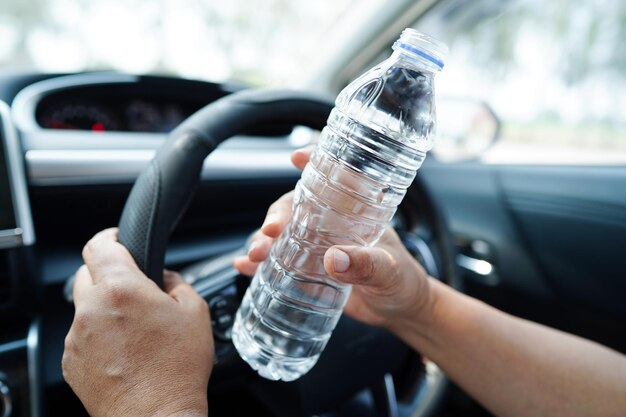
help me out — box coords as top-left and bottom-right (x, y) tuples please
(333, 249), (350, 273)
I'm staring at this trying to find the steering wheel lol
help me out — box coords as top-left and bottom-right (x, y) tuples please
(117, 88), (459, 417)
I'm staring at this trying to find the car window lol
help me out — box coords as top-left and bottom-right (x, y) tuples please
(0, 0), (378, 87)
(419, 0), (626, 165)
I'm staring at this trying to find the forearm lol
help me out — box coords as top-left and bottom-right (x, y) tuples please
(104, 393), (208, 417)
(168, 412), (207, 417)
(395, 279), (626, 417)
(169, 412), (207, 417)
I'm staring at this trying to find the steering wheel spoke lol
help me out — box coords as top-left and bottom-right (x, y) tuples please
(372, 373), (399, 417)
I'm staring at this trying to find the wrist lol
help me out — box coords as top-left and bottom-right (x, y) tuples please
(168, 411), (207, 417)
(155, 402), (208, 417)
(158, 393), (208, 417)
(387, 277), (444, 345)
(122, 389), (208, 417)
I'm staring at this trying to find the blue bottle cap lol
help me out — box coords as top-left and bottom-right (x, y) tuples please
(393, 29), (448, 70)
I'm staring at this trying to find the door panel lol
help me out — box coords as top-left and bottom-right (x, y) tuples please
(420, 160), (551, 298)
(421, 160), (626, 318)
(499, 166), (626, 315)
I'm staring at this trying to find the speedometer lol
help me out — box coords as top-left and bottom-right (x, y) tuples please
(39, 100), (120, 132)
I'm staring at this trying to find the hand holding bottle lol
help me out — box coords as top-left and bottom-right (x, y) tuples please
(232, 29), (446, 381)
(234, 147), (438, 336)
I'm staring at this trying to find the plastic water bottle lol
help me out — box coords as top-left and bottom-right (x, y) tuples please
(232, 28), (447, 381)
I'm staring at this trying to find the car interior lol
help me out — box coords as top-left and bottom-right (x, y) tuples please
(0, 0), (624, 416)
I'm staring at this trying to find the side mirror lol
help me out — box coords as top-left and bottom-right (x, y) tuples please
(433, 97), (501, 162)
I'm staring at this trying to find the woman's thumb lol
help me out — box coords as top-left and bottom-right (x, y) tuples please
(324, 246), (395, 288)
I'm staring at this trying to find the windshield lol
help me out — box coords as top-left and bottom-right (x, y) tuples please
(0, 0), (383, 86)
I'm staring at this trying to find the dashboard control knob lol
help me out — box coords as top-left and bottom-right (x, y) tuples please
(209, 295), (238, 342)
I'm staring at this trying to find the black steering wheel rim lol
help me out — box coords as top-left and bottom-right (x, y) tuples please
(117, 88), (459, 417)
(118, 88), (334, 287)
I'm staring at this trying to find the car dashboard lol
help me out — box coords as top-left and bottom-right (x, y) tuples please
(2, 70), (625, 417)
(0, 72), (319, 417)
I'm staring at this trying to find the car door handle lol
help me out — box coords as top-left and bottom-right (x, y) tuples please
(456, 253), (499, 286)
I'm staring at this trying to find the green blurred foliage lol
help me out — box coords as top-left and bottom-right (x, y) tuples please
(450, 0), (626, 85)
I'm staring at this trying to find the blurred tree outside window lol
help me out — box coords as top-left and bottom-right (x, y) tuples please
(423, 0), (626, 165)
(0, 0), (365, 86)
(0, 0), (624, 165)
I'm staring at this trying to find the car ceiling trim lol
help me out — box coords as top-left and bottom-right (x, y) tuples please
(25, 148), (300, 186)
(11, 72), (139, 132)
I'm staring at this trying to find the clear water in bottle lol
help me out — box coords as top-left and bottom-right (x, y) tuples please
(232, 29), (447, 381)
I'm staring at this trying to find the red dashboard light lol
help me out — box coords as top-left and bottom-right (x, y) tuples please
(91, 122), (106, 132)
